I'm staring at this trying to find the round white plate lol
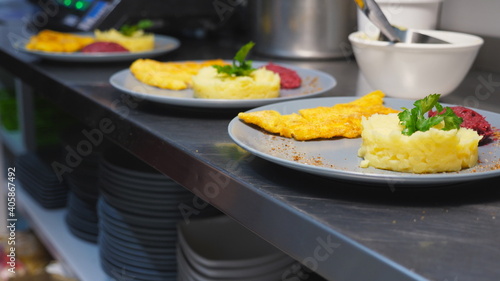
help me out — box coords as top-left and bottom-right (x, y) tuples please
(109, 61), (337, 108)
(228, 97), (500, 186)
(17, 34), (180, 62)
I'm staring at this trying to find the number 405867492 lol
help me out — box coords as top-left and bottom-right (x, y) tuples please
(7, 167), (15, 182)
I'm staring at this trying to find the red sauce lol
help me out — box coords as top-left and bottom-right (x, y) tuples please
(263, 63), (301, 89)
(429, 106), (493, 145)
(81, 42), (129, 53)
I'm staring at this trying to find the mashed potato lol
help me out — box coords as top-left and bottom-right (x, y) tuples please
(192, 66), (280, 99)
(358, 113), (482, 173)
(94, 29), (153, 52)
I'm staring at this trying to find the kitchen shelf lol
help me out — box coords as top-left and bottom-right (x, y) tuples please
(2, 13), (500, 280)
(16, 183), (109, 281)
(0, 127), (25, 155)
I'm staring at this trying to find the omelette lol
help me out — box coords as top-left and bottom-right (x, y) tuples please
(238, 90), (399, 141)
(25, 30), (94, 52)
(130, 59), (229, 90)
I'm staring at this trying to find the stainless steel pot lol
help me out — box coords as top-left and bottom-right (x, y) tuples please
(250, 0), (356, 59)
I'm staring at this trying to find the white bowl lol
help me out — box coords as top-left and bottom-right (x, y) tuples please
(357, 0), (443, 38)
(349, 30), (483, 99)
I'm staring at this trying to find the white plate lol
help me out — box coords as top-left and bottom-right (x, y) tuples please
(228, 97), (500, 186)
(109, 61), (337, 108)
(17, 34), (179, 62)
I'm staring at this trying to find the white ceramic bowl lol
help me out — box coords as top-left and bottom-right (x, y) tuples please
(349, 30), (483, 99)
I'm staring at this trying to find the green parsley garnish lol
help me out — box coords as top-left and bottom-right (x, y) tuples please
(398, 94), (463, 136)
(119, 19), (153, 37)
(213, 41), (256, 77)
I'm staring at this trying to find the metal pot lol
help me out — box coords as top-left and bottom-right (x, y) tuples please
(249, 0), (356, 59)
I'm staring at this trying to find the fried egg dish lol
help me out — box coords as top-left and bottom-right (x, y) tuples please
(25, 30), (95, 52)
(238, 90), (399, 141)
(129, 59), (229, 90)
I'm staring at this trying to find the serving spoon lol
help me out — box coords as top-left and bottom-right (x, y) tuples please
(354, 0), (449, 44)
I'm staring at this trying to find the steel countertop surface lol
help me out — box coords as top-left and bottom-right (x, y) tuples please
(2, 20), (500, 281)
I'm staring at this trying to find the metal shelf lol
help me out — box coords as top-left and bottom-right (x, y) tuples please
(0, 127), (25, 155)
(3, 16), (500, 280)
(16, 183), (109, 281)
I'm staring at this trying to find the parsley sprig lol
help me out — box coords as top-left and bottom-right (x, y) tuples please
(398, 94), (463, 136)
(119, 19), (153, 37)
(213, 41), (256, 77)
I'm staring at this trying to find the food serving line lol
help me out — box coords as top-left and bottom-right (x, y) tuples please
(2, 20), (500, 281)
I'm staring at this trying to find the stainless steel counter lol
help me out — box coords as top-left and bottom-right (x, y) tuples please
(2, 18), (500, 281)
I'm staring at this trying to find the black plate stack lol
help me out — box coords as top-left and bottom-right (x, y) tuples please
(97, 146), (211, 281)
(61, 130), (102, 243)
(15, 148), (68, 209)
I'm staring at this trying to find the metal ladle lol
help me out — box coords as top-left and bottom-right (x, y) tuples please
(354, 0), (448, 44)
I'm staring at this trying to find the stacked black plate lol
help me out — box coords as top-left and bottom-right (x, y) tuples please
(65, 191), (99, 242)
(64, 160), (100, 242)
(97, 146), (202, 281)
(15, 148), (68, 209)
(62, 129), (102, 243)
